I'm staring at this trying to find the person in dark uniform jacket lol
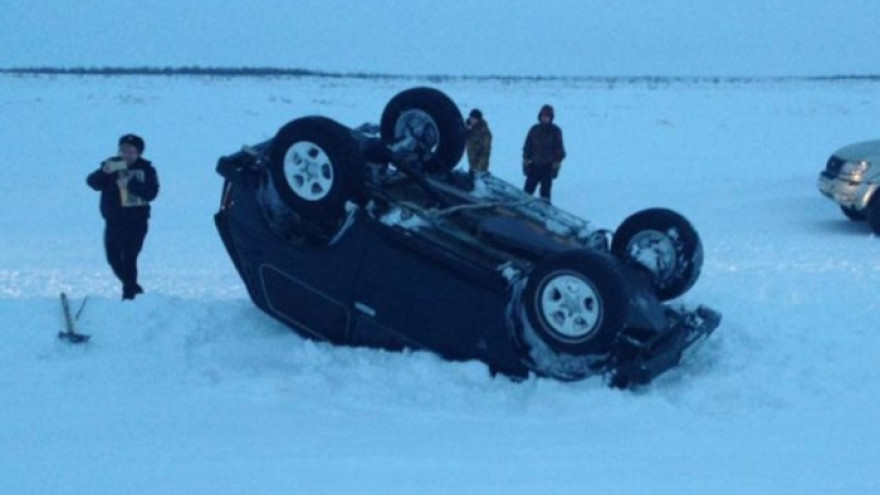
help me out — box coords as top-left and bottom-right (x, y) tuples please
(522, 104), (566, 201)
(86, 134), (159, 300)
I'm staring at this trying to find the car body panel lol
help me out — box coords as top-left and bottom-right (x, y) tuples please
(831, 139), (880, 162)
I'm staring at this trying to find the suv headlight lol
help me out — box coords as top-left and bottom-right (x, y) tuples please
(841, 160), (870, 177)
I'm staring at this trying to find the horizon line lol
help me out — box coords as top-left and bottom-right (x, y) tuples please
(2, 66), (879, 83)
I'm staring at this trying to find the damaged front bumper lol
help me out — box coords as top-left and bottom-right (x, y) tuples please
(609, 305), (722, 388)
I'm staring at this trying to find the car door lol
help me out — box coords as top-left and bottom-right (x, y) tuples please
(252, 209), (371, 345)
(350, 218), (511, 361)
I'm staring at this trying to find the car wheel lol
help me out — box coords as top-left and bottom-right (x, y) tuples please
(866, 196), (880, 235)
(611, 208), (703, 301)
(522, 250), (629, 358)
(841, 205), (867, 221)
(380, 87), (465, 172)
(268, 116), (365, 224)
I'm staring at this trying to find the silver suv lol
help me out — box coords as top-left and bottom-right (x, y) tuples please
(818, 139), (880, 234)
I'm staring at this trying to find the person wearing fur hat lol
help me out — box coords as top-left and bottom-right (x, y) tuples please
(465, 108), (492, 177)
(86, 133), (160, 300)
(522, 104), (566, 201)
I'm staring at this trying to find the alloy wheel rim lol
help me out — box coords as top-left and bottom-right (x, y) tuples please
(538, 272), (602, 341)
(283, 141), (334, 201)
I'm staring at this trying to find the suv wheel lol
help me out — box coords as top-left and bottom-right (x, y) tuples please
(514, 250), (630, 381)
(841, 206), (867, 221)
(268, 117), (365, 227)
(522, 251), (629, 356)
(866, 197), (880, 234)
(611, 208), (703, 301)
(380, 87), (465, 172)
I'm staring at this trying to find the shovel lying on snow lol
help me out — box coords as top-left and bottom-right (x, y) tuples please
(58, 292), (90, 344)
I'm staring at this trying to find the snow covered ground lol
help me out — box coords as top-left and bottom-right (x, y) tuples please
(1, 74), (879, 494)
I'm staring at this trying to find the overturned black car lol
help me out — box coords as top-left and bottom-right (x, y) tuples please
(214, 87), (720, 387)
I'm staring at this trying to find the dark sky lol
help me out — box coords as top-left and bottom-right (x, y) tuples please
(1, 0), (877, 76)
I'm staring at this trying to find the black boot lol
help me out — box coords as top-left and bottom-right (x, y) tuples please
(122, 283), (139, 300)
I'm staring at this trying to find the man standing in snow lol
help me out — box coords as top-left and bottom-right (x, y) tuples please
(522, 104), (566, 201)
(86, 134), (159, 300)
(465, 108), (492, 177)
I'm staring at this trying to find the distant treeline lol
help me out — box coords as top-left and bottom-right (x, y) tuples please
(1, 66), (879, 85)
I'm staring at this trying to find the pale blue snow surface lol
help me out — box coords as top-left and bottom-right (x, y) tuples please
(1, 73), (878, 494)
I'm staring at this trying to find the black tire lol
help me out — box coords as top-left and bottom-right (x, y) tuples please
(611, 208), (703, 301)
(268, 117), (365, 222)
(841, 205), (867, 221)
(380, 87), (465, 172)
(867, 196), (880, 235)
(522, 250), (630, 357)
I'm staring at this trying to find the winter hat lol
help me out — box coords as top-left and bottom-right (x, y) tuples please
(469, 109), (483, 120)
(538, 104), (555, 121)
(119, 133), (145, 154)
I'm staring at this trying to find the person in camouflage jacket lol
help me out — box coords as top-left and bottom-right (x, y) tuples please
(465, 109), (492, 176)
(522, 104), (566, 201)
